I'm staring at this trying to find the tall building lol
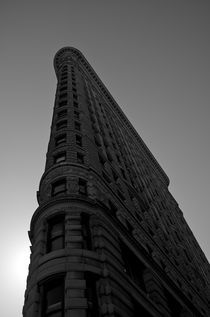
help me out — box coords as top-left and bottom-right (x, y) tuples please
(23, 47), (210, 317)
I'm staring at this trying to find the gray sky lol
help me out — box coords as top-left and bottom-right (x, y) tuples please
(0, 1), (209, 316)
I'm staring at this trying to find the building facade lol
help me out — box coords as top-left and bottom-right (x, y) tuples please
(23, 47), (210, 317)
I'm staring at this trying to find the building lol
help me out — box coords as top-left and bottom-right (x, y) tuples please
(23, 47), (210, 317)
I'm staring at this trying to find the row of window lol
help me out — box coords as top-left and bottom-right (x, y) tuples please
(55, 133), (82, 147)
(47, 212), (91, 253)
(55, 118), (82, 132)
(52, 178), (87, 197)
(53, 151), (85, 165)
(40, 272), (98, 317)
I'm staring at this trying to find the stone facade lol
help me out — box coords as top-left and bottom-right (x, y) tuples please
(23, 47), (210, 317)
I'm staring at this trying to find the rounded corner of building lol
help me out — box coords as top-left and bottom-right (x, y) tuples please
(53, 46), (83, 74)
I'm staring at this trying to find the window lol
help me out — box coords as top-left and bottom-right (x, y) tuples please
(55, 134), (66, 146)
(77, 152), (84, 164)
(73, 101), (78, 108)
(60, 80), (67, 86)
(61, 75), (67, 81)
(42, 278), (64, 317)
(58, 100), (67, 107)
(79, 178), (87, 195)
(85, 273), (99, 317)
(120, 168), (126, 179)
(57, 109), (67, 119)
(81, 213), (92, 250)
(73, 94), (78, 100)
(60, 86), (67, 92)
(52, 179), (67, 196)
(74, 111), (80, 120)
(76, 134), (82, 147)
(54, 152), (66, 164)
(72, 81), (76, 87)
(47, 216), (65, 252)
(74, 121), (81, 131)
(109, 200), (118, 214)
(60, 93), (67, 99)
(56, 120), (67, 131)
(121, 243), (146, 291)
(116, 155), (121, 163)
(73, 87), (77, 93)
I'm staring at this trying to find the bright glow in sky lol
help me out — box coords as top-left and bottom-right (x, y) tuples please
(0, 1), (210, 316)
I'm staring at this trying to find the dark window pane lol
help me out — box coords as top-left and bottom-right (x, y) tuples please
(52, 179), (66, 196)
(76, 135), (82, 146)
(56, 120), (67, 131)
(60, 93), (67, 99)
(74, 121), (81, 131)
(47, 284), (63, 307)
(51, 237), (64, 251)
(55, 134), (66, 146)
(79, 179), (87, 195)
(57, 110), (67, 119)
(74, 111), (80, 119)
(58, 100), (67, 107)
(43, 279), (64, 317)
(48, 217), (64, 252)
(77, 153), (84, 164)
(81, 213), (92, 250)
(54, 153), (66, 164)
(50, 222), (63, 237)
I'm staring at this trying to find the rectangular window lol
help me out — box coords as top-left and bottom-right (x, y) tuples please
(72, 81), (76, 87)
(73, 101), (78, 108)
(42, 278), (64, 317)
(57, 109), (67, 119)
(60, 86), (67, 92)
(85, 273), (98, 317)
(55, 134), (66, 146)
(52, 179), (67, 196)
(74, 121), (81, 131)
(121, 243), (146, 291)
(73, 94), (77, 100)
(60, 80), (67, 86)
(81, 213), (92, 250)
(74, 111), (80, 120)
(79, 178), (87, 195)
(47, 216), (65, 252)
(61, 75), (67, 81)
(73, 87), (77, 93)
(109, 200), (118, 214)
(120, 168), (126, 179)
(56, 120), (67, 131)
(60, 93), (67, 100)
(58, 100), (67, 107)
(76, 134), (82, 147)
(54, 152), (66, 164)
(77, 152), (84, 164)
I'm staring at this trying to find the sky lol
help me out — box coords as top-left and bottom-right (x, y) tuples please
(0, 1), (210, 316)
